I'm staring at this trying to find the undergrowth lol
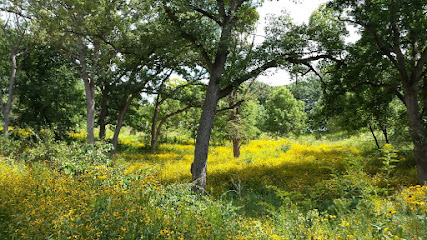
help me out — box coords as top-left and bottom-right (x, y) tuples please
(0, 128), (426, 239)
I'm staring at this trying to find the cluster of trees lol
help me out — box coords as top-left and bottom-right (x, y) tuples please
(0, 0), (426, 188)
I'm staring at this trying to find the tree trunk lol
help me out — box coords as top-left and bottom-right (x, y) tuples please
(151, 104), (192, 154)
(55, 100), (64, 139)
(191, 78), (220, 191)
(232, 138), (241, 158)
(191, 18), (232, 191)
(84, 80), (96, 144)
(150, 97), (162, 154)
(380, 125), (389, 144)
(402, 82), (427, 184)
(111, 94), (137, 155)
(98, 86), (109, 140)
(77, 38), (96, 144)
(368, 124), (380, 149)
(229, 91), (242, 158)
(3, 54), (17, 137)
(111, 110), (125, 155)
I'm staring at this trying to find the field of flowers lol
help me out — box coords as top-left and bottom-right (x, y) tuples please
(0, 128), (426, 239)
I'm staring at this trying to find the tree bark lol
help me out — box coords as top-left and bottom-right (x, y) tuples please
(111, 93), (138, 155)
(150, 96), (163, 154)
(2, 54), (17, 137)
(379, 125), (389, 144)
(402, 82), (427, 184)
(192, 79), (220, 191)
(98, 85), (109, 140)
(83, 77), (96, 144)
(368, 124), (380, 149)
(232, 138), (241, 158)
(77, 38), (96, 144)
(230, 90), (243, 158)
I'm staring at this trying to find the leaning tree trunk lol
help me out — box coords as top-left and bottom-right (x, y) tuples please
(379, 125), (389, 144)
(151, 105), (192, 154)
(368, 124), (381, 149)
(111, 94), (137, 155)
(402, 82), (427, 184)
(111, 110), (125, 155)
(191, 19), (232, 191)
(192, 78), (220, 191)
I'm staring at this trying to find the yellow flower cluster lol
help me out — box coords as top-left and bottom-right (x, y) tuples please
(0, 160), (160, 239)
(119, 139), (361, 193)
(401, 185), (427, 211)
(1, 135), (426, 239)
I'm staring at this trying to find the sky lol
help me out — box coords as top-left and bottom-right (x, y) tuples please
(255, 0), (329, 86)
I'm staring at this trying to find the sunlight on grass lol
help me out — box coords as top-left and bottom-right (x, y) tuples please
(0, 130), (425, 239)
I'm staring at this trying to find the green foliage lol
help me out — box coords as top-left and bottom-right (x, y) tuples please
(212, 98), (263, 143)
(0, 128), (113, 175)
(288, 75), (325, 131)
(16, 45), (85, 133)
(264, 86), (307, 136)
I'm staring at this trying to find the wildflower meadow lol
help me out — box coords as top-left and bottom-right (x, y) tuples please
(0, 128), (426, 239)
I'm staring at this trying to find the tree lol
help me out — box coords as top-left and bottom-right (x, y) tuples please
(264, 86), (307, 136)
(326, 87), (405, 148)
(210, 82), (263, 158)
(27, 0), (128, 143)
(288, 74), (324, 131)
(162, 0), (283, 191)
(328, 0), (427, 184)
(0, 10), (28, 137)
(149, 78), (203, 153)
(227, 97), (262, 158)
(16, 45), (85, 137)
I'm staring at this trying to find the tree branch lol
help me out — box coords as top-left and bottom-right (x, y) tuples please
(162, 1), (213, 70)
(192, 6), (222, 26)
(217, 100), (244, 112)
(344, 81), (404, 102)
(413, 46), (427, 81)
(219, 60), (278, 99)
(0, 7), (32, 20)
(390, 15), (409, 82)
(337, 16), (400, 70)
(217, 0), (226, 21)
(0, 87), (4, 114)
(228, 0), (246, 24)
